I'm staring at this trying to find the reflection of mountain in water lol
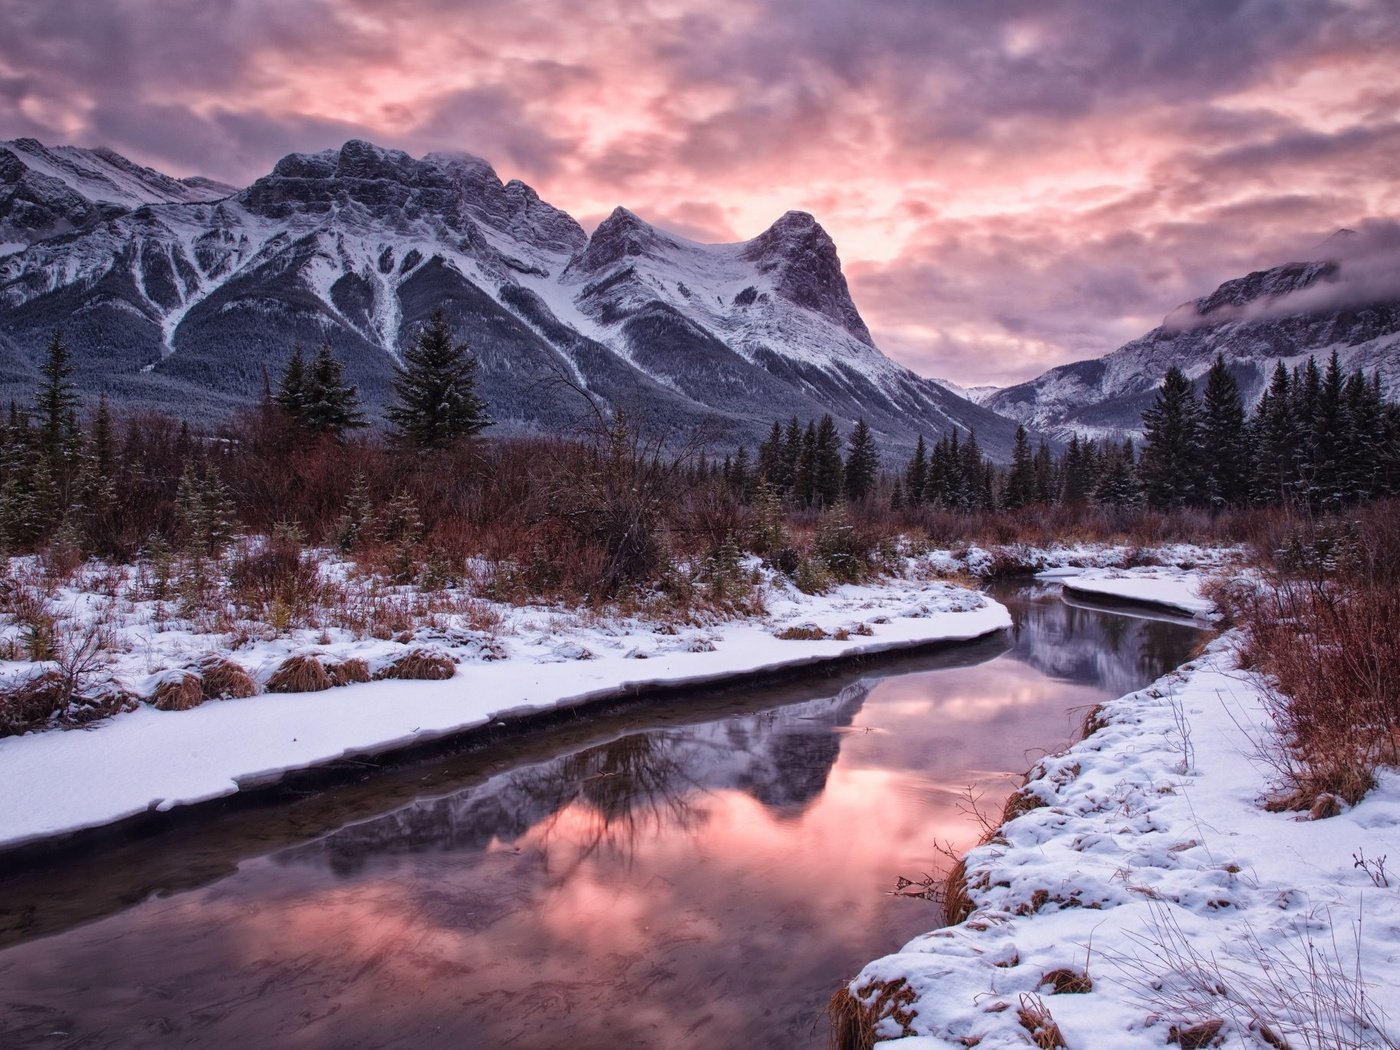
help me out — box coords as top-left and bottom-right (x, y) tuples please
(1006, 583), (1199, 699)
(277, 682), (871, 875)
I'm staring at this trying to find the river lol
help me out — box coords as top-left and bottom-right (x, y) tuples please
(0, 581), (1205, 1049)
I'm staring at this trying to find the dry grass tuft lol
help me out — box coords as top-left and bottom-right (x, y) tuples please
(1040, 967), (1093, 994)
(0, 670), (69, 737)
(1018, 993), (1068, 1048)
(197, 656), (258, 700)
(327, 657), (372, 686)
(374, 648), (456, 681)
(825, 976), (918, 1050)
(151, 670), (204, 711)
(266, 653), (334, 693)
(1168, 1018), (1224, 1048)
(942, 857), (975, 926)
(1001, 787), (1047, 824)
(775, 623), (827, 641)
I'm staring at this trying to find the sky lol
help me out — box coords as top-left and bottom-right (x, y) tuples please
(2, 0), (1398, 388)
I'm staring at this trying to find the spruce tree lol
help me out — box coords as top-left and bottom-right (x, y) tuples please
(276, 347), (308, 420)
(1139, 366), (1203, 510)
(813, 415), (845, 507)
(1200, 354), (1247, 511)
(387, 312), (491, 450)
(1003, 425), (1036, 509)
(1251, 362), (1296, 505)
(794, 420), (817, 506)
(843, 419), (879, 502)
(904, 435), (928, 505)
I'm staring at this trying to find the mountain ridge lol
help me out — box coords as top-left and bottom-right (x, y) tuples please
(0, 137), (1022, 458)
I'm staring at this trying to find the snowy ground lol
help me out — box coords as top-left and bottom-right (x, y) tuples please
(850, 572), (1400, 1050)
(1050, 566), (1215, 617)
(0, 564), (1014, 853)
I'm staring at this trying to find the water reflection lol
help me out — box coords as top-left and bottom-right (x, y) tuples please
(0, 584), (1203, 1049)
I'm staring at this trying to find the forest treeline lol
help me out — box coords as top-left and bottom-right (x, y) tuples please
(3, 314), (1399, 604)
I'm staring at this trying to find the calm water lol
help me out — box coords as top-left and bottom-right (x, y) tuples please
(0, 583), (1204, 1049)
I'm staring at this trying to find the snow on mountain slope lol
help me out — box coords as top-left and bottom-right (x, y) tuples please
(988, 250), (1400, 442)
(0, 139), (1024, 458)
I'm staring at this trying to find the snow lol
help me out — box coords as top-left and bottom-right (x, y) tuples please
(0, 571), (1009, 853)
(849, 572), (1400, 1050)
(1049, 566), (1215, 617)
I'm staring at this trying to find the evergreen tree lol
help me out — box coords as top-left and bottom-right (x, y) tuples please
(813, 415), (845, 507)
(1003, 425), (1036, 509)
(1093, 440), (1139, 507)
(304, 345), (366, 435)
(794, 420), (817, 506)
(757, 421), (786, 491)
(904, 434), (928, 505)
(843, 418), (879, 502)
(781, 417), (803, 497)
(1306, 350), (1346, 510)
(1200, 354), (1248, 511)
(275, 347), (308, 419)
(1033, 441), (1055, 504)
(1139, 366), (1203, 509)
(387, 311), (491, 450)
(1251, 361), (1297, 505)
(1060, 435), (1098, 505)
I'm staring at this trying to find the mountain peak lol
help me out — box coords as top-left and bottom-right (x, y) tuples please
(742, 210), (872, 345)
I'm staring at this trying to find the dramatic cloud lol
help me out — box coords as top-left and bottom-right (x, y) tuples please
(1, 0), (1397, 386)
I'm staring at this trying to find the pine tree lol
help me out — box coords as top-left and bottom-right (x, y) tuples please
(387, 311), (491, 450)
(781, 417), (803, 498)
(1200, 354), (1248, 511)
(1093, 439), (1139, 507)
(293, 345), (366, 436)
(794, 420), (817, 506)
(757, 421), (786, 491)
(1306, 350), (1346, 510)
(813, 415), (845, 507)
(1033, 441), (1055, 504)
(1003, 425), (1036, 509)
(843, 419), (879, 502)
(904, 435), (928, 505)
(1251, 361), (1296, 505)
(1139, 366), (1203, 510)
(275, 347), (309, 419)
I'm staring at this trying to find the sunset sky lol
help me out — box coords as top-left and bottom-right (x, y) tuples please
(2, 0), (1397, 387)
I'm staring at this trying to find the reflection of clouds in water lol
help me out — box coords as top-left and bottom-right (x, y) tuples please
(0, 591), (1203, 1050)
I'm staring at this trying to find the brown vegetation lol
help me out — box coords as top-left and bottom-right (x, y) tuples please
(197, 656), (258, 700)
(266, 653), (334, 694)
(151, 670), (204, 711)
(374, 648), (456, 681)
(1231, 502), (1400, 806)
(825, 976), (919, 1050)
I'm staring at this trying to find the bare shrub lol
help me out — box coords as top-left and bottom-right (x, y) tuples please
(266, 653), (334, 693)
(151, 669), (204, 711)
(197, 655), (258, 700)
(0, 670), (69, 736)
(1235, 507), (1400, 806)
(374, 648), (456, 681)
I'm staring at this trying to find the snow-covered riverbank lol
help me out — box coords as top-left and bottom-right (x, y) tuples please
(846, 574), (1400, 1050)
(0, 571), (1013, 854)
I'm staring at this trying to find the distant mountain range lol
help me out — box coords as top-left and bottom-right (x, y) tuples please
(4, 136), (1398, 458)
(0, 137), (1020, 458)
(984, 236), (1400, 442)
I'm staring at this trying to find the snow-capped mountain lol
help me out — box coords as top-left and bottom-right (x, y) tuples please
(0, 138), (1021, 458)
(986, 240), (1400, 443)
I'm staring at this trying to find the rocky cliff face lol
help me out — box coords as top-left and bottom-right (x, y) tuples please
(0, 138), (1023, 458)
(986, 251), (1400, 442)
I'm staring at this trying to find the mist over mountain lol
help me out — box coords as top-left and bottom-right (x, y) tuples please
(0, 138), (1020, 459)
(985, 228), (1400, 443)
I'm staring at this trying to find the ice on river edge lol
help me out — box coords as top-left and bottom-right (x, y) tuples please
(854, 579), (1400, 1050)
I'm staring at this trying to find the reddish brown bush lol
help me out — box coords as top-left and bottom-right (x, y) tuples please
(197, 656), (258, 700)
(0, 670), (69, 736)
(151, 670), (204, 711)
(374, 648), (456, 681)
(266, 653), (334, 693)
